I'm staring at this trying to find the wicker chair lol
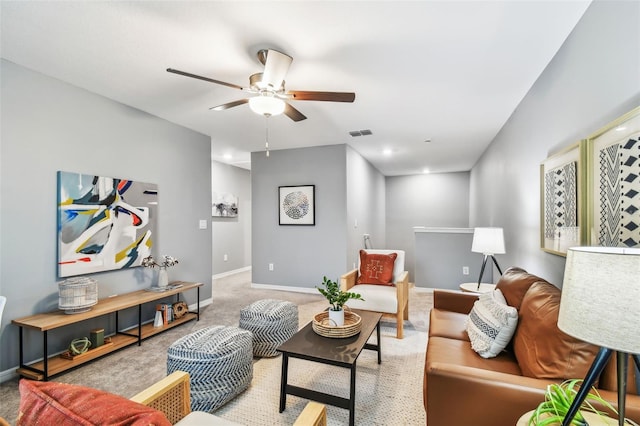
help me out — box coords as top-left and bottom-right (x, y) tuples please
(131, 371), (327, 425)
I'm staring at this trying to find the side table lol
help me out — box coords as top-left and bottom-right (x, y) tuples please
(459, 282), (496, 294)
(516, 410), (618, 425)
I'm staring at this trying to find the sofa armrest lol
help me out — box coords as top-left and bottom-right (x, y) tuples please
(433, 289), (478, 314)
(425, 362), (640, 426)
(340, 269), (358, 291)
(130, 371), (191, 424)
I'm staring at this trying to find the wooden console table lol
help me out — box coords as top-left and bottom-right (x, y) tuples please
(12, 281), (202, 381)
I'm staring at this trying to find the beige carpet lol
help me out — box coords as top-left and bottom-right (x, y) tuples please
(0, 272), (432, 425)
(215, 299), (428, 425)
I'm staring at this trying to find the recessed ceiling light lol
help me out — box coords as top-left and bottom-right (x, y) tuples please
(423, 168), (430, 174)
(383, 149), (392, 156)
(223, 154), (232, 160)
(615, 126), (627, 132)
(424, 138), (432, 143)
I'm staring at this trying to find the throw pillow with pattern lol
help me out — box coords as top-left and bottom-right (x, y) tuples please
(466, 288), (518, 358)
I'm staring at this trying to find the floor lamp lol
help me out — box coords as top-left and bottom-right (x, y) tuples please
(471, 227), (505, 290)
(558, 247), (640, 426)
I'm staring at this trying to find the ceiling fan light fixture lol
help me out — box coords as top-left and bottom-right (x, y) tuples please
(249, 95), (285, 117)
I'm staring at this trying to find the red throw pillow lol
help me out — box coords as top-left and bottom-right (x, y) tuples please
(357, 250), (397, 285)
(17, 379), (171, 426)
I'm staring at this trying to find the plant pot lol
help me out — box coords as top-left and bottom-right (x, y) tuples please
(157, 267), (168, 288)
(328, 308), (344, 326)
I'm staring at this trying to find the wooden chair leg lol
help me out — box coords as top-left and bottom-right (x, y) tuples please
(396, 311), (404, 339)
(403, 303), (409, 320)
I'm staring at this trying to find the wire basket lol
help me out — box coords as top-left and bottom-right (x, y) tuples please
(58, 277), (98, 314)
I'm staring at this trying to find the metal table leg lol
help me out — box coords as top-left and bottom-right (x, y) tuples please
(279, 353), (289, 412)
(349, 361), (357, 426)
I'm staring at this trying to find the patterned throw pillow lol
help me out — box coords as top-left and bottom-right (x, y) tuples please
(466, 288), (518, 358)
(356, 250), (397, 285)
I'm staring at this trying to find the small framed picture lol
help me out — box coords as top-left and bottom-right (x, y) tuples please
(279, 185), (315, 226)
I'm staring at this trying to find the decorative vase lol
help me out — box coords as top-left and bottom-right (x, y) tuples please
(157, 267), (169, 288)
(328, 308), (344, 326)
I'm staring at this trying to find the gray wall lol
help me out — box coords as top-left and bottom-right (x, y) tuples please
(251, 145), (348, 287)
(414, 228), (491, 290)
(346, 146), (386, 271)
(470, 0), (640, 286)
(211, 160), (251, 274)
(386, 172), (470, 281)
(0, 60), (212, 373)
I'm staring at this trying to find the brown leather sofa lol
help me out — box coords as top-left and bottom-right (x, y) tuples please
(424, 267), (640, 426)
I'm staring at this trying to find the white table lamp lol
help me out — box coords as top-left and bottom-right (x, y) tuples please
(471, 227), (505, 290)
(558, 246), (640, 426)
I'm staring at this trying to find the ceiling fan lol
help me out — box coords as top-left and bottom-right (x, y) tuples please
(167, 49), (356, 122)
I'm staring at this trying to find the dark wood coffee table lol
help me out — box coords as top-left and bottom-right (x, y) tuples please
(277, 309), (382, 426)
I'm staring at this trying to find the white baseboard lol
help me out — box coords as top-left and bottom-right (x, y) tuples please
(251, 282), (320, 295)
(212, 266), (251, 280)
(251, 282), (435, 295)
(0, 366), (18, 383)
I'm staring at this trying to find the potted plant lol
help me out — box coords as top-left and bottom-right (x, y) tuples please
(526, 379), (622, 426)
(316, 276), (364, 326)
(142, 255), (179, 288)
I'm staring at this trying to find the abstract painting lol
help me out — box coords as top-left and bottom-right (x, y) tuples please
(212, 192), (238, 217)
(279, 185), (315, 225)
(58, 171), (157, 277)
(587, 107), (640, 248)
(540, 142), (583, 256)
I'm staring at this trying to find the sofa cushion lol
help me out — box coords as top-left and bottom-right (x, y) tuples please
(346, 284), (397, 314)
(429, 309), (470, 341)
(467, 289), (518, 358)
(357, 250), (397, 285)
(495, 267), (545, 310)
(426, 336), (522, 376)
(17, 379), (171, 426)
(513, 281), (600, 380)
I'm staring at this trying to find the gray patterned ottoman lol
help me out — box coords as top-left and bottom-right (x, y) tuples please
(239, 299), (298, 357)
(167, 326), (253, 412)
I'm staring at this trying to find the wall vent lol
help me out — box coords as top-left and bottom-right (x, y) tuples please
(349, 129), (373, 137)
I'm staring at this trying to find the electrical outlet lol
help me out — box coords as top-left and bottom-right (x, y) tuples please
(223, 254), (228, 262)
(199, 219), (207, 229)
(269, 263), (274, 271)
(462, 266), (469, 275)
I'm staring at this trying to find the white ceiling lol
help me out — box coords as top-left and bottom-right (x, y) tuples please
(1, 1), (591, 176)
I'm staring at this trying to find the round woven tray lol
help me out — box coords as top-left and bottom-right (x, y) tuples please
(312, 310), (362, 338)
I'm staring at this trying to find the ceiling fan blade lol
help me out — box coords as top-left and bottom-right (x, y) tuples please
(260, 49), (292, 90)
(283, 103), (307, 122)
(210, 99), (249, 111)
(288, 90), (355, 103)
(167, 68), (245, 91)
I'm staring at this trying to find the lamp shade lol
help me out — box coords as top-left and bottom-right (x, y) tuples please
(471, 227), (505, 255)
(558, 246), (640, 354)
(248, 95), (285, 116)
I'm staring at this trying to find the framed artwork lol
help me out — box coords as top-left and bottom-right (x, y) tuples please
(57, 171), (157, 277)
(540, 142), (585, 256)
(212, 192), (238, 217)
(585, 106), (640, 248)
(279, 185), (315, 225)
